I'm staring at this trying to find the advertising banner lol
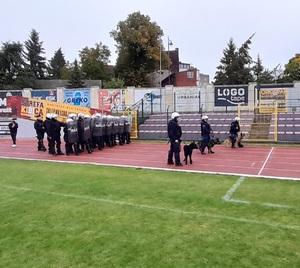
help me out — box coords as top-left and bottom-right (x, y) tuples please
(0, 91), (23, 117)
(215, 86), (248, 106)
(174, 88), (201, 112)
(133, 89), (162, 113)
(98, 89), (126, 112)
(31, 90), (57, 101)
(259, 88), (288, 113)
(7, 96), (91, 122)
(64, 89), (90, 107)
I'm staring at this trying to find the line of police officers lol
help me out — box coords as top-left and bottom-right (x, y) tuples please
(34, 113), (132, 156)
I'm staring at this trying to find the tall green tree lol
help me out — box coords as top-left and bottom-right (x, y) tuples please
(214, 38), (238, 85)
(48, 48), (66, 79)
(79, 42), (111, 81)
(214, 34), (255, 85)
(67, 59), (85, 88)
(252, 55), (274, 84)
(24, 29), (47, 79)
(283, 54), (300, 82)
(0, 41), (35, 89)
(110, 11), (168, 87)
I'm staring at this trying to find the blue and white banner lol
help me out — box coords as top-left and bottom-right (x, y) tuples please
(215, 86), (248, 106)
(64, 89), (90, 107)
(31, 90), (57, 101)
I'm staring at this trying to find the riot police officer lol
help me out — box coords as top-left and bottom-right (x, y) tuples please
(167, 112), (183, 166)
(34, 115), (47, 151)
(51, 114), (65, 155)
(64, 114), (79, 155)
(77, 113), (92, 154)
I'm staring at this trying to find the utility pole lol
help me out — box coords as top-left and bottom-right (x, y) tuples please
(168, 36), (173, 85)
(159, 40), (162, 112)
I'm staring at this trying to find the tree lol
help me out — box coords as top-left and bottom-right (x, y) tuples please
(79, 42), (111, 81)
(48, 48), (66, 79)
(0, 41), (35, 89)
(283, 54), (300, 82)
(67, 59), (85, 88)
(252, 55), (274, 84)
(103, 77), (125, 89)
(214, 34), (255, 85)
(214, 38), (238, 85)
(24, 29), (47, 79)
(110, 11), (168, 87)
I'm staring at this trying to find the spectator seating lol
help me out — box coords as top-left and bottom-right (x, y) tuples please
(138, 112), (300, 142)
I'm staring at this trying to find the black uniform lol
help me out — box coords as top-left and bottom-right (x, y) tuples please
(8, 119), (18, 146)
(63, 119), (79, 155)
(167, 117), (182, 166)
(44, 116), (53, 154)
(50, 117), (66, 155)
(34, 118), (47, 151)
(229, 120), (241, 148)
(200, 119), (213, 154)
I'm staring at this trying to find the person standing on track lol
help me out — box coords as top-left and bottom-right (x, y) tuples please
(200, 115), (214, 155)
(229, 117), (243, 148)
(34, 115), (47, 151)
(8, 117), (18, 148)
(167, 112), (183, 166)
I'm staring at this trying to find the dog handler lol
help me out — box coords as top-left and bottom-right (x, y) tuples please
(200, 115), (214, 154)
(167, 112), (183, 166)
(229, 117), (243, 148)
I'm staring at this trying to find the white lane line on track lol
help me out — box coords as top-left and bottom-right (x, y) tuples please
(1, 184), (300, 231)
(258, 147), (274, 176)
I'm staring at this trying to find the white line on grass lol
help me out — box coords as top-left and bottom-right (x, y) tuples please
(222, 177), (245, 201)
(258, 147), (274, 175)
(1, 184), (300, 231)
(223, 176), (295, 209)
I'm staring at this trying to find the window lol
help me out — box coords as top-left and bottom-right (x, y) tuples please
(187, 71), (194, 79)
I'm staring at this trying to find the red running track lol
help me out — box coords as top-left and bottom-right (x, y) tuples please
(0, 138), (300, 181)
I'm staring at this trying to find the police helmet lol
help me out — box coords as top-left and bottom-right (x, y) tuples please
(68, 113), (77, 119)
(52, 114), (58, 119)
(235, 117), (240, 121)
(202, 115), (209, 120)
(171, 112), (180, 119)
(78, 113), (85, 119)
(66, 118), (73, 123)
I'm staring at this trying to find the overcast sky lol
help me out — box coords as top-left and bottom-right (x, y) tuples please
(1, 0), (299, 82)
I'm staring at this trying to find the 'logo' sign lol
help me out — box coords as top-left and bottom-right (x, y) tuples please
(214, 86), (248, 106)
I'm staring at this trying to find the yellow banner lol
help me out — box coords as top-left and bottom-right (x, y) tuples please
(20, 97), (90, 122)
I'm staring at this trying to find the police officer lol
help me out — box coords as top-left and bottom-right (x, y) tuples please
(44, 113), (54, 154)
(121, 115), (132, 144)
(34, 115), (47, 151)
(200, 115), (214, 155)
(167, 112), (183, 166)
(64, 114), (79, 155)
(77, 113), (92, 154)
(51, 114), (65, 155)
(229, 117), (243, 148)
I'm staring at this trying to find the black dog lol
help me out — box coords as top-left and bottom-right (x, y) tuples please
(198, 137), (221, 154)
(183, 141), (199, 164)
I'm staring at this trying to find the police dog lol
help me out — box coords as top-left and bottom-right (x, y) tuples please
(223, 132), (245, 148)
(197, 137), (221, 154)
(183, 141), (198, 164)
